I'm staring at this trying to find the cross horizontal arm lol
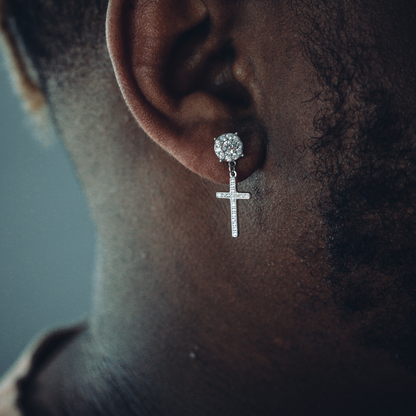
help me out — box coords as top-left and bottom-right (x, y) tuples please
(216, 192), (250, 200)
(216, 192), (231, 199)
(236, 193), (250, 200)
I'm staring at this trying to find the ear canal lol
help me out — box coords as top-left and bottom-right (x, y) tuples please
(106, 0), (266, 183)
(167, 34), (252, 111)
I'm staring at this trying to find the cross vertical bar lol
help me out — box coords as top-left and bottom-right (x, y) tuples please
(230, 176), (238, 237)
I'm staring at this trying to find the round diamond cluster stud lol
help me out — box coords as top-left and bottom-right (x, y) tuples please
(214, 133), (244, 162)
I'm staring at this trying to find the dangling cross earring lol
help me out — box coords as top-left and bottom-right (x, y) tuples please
(214, 133), (251, 238)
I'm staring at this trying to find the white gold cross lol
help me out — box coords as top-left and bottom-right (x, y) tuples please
(216, 175), (250, 237)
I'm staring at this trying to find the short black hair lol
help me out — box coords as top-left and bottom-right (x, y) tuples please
(3, 0), (108, 70)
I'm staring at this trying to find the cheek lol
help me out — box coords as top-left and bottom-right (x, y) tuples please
(229, 1), (326, 250)
(258, 40), (319, 174)
(233, 1), (320, 179)
(256, 47), (320, 204)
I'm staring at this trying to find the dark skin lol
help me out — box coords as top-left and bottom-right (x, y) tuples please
(20, 0), (416, 415)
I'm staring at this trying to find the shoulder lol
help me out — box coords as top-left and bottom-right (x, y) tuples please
(0, 323), (87, 416)
(0, 348), (31, 416)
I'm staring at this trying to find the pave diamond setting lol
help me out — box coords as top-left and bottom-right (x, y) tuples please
(214, 132), (250, 237)
(214, 133), (244, 162)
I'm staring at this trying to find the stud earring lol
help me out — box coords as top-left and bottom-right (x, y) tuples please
(214, 133), (251, 238)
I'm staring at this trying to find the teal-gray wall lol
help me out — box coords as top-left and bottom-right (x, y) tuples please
(0, 56), (94, 375)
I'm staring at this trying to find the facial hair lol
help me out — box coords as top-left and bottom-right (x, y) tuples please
(298, 0), (416, 370)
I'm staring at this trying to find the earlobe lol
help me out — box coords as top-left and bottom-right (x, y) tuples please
(106, 0), (265, 183)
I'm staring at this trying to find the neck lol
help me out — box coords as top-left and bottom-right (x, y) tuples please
(26, 142), (416, 416)
(37, 65), (416, 416)
(84, 202), (416, 416)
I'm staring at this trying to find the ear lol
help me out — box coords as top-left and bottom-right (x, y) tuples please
(106, 0), (265, 183)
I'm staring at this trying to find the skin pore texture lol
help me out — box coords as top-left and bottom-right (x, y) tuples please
(4, 0), (416, 415)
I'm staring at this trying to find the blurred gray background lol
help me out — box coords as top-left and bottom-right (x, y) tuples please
(0, 54), (94, 376)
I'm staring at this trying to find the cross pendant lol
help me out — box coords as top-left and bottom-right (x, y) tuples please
(216, 175), (250, 237)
